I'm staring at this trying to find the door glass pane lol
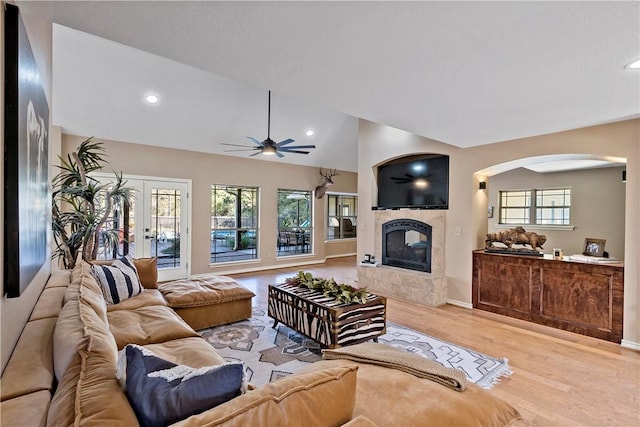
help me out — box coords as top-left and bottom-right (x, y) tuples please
(125, 196), (136, 257)
(151, 188), (181, 269)
(94, 186), (131, 261)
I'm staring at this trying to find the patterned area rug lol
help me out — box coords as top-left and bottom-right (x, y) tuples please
(199, 305), (512, 390)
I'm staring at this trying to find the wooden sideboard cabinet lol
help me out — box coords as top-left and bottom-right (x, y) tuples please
(472, 250), (624, 343)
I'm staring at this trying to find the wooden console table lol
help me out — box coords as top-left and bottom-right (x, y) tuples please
(472, 250), (624, 343)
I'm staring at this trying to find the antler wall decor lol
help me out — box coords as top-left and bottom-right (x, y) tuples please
(314, 168), (340, 199)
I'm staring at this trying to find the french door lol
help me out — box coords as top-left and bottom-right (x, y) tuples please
(96, 174), (191, 282)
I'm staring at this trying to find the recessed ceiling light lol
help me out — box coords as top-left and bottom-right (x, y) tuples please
(145, 94), (159, 104)
(625, 59), (640, 69)
(305, 129), (314, 137)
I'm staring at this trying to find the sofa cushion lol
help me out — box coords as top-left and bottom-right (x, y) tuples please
(107, 305), (200, 350)
(0, 318), (57, 401)
(307, 359), (522, 427)
(45, 269), (71, 288)
(64, 260), (110, 321)
(341, 415), (380, 427)
(1, 390), (51, 427)
(47, 350), (139, 427)
(53, 296), (118, 381)
(133, 257), (158, 289)
(92, 255), (143, 304)
(170, 364), (358, 427)
(142, 337), (226, 367)
(107, 289), (168, 312)
(125, 345), (245, 427)
(29, 286), (67, 321)
(159, 276), (255, 308)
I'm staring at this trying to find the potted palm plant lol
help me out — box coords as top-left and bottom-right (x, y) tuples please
(52, 137), (132, 269)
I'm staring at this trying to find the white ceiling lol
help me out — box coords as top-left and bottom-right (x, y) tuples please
(30, 1), (640, 173)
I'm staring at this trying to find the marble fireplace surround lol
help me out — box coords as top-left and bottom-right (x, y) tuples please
(357, 209), (447, 307)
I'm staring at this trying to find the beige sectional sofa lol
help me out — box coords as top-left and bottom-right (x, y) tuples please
(0, 259), (523, 426)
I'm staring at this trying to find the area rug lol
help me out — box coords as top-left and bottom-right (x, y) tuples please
(199, 305), (512, 390)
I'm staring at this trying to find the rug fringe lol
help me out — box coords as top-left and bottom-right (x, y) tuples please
(475, 357), (513, 390)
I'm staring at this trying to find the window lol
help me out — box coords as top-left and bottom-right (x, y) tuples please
(499, 191), (531, 224)
(277, 189), (312, 256)
(326, 193), (357, 240)
(211, 185), (258, 263)
(499, 188), (571, 226)
(536, 189), (571, 225)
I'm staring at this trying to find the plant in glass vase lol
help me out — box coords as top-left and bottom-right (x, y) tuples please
(51, 137), (132, 269)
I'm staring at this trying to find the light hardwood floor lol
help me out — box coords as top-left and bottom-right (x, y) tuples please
(230, 256), (640, 427)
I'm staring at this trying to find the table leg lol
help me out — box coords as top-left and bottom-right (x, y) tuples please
(272, 319), (279, 329)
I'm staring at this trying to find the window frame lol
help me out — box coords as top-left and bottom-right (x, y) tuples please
(499, 187), (572, 227)
(325, 192), (358, 241)
(210, 184), (259, 264)
(277, 189), (313, 257)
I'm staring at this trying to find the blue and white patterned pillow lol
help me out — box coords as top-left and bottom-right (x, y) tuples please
(124, 344), (246, 427)
(92, 255), (143, 304)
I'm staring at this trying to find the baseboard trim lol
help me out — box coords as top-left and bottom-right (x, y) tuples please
(447, 299), (473, 309)
(326, 252), (357, 259)
(194, 258), (328, 277)
(621, 339), (640, 351)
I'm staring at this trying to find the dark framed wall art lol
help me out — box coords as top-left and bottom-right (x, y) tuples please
(3, 4), (49, 297)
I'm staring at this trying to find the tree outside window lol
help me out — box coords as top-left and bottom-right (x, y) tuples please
(211, 185), (258, 263)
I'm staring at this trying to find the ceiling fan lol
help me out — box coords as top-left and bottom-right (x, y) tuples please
(221, 90), (316, 158)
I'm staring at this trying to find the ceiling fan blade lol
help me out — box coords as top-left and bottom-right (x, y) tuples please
(221, 143), (254, 148)
(224, 148), (259, 152)
(276, 151), (285, 158)
(279, 145), (316, 150)
(249, 151), (262, 157)
(247, 137), (264, 146)
(278, 149), (310, 155)
(275, 138), (295, 147)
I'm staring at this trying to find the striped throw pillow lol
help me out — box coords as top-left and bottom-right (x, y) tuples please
(92, 256), (143, 304)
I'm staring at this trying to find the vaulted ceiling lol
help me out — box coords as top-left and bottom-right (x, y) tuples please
(25, 1), (640, 172)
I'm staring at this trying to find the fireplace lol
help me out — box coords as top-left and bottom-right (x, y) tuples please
(358, 210), (446, 307)
(382, 219), (432, 273)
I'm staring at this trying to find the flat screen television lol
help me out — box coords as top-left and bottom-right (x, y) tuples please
(375, 154), (449, 210)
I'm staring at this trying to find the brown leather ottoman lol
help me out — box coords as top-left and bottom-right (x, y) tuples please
(158, 276), (255, 330)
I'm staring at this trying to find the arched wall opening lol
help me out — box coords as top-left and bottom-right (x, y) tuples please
(469, 153), (634, 347)
(472, 153), (627, 257)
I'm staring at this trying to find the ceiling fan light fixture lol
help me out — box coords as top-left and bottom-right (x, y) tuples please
(221, 90), (316, 158)
(262, 145), (277, 156)
(414, 178), (429, 188)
